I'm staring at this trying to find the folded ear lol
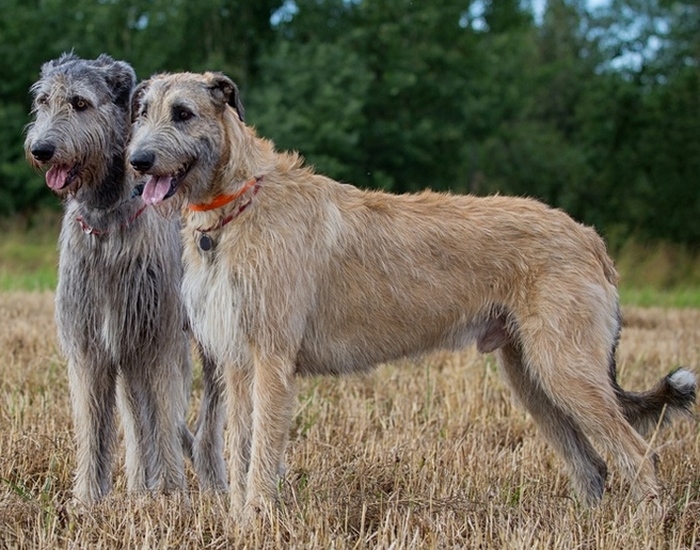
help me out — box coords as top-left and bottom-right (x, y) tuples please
(102, 58), (137, 109)
(130, 80), (149, 123)
(207, 72), (245, 122)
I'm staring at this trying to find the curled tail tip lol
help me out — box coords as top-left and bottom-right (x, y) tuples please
(617, 367), (696, 436)
(668, 368), (696, 392)
(666, 368), (697, 409)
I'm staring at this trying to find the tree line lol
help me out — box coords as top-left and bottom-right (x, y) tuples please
(1, 0), (698, 246)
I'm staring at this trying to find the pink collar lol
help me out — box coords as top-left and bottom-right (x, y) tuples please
(76, 204), (147, 236)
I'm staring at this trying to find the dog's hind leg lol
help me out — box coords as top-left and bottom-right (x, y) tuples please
(519, 311), (660, 503)
(193, 348), (228, 491)
(496, 341), (608, 505)
(118, 348), (189, 495)
(67, 357), (119, 504)
(180, 420), (194, 463)
(150, 351), (190, 493)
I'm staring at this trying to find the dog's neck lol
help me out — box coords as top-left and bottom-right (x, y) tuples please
(191, 175), (263, 234)
(209, 110), (275, 195)
(71, 150), (144, 234)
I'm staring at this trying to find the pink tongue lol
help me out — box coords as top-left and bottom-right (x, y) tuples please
(46, 165), (70, 190)
(142, 175), (174, 204)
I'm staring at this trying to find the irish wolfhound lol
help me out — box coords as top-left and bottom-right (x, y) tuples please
(24, 55), (226, 504)
(127, 71), (696, 516)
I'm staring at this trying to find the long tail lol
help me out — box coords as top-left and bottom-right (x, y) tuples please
(613, 368), (696, 436)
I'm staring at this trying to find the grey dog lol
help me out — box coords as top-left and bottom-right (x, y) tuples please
(24, 54), (226, 504)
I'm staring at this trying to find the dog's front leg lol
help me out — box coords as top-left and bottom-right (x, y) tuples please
(225, 365), (254, 514)
(244, 352), (296, 521)
(67, 357), (118, 505)
(116, 372), (156, 492)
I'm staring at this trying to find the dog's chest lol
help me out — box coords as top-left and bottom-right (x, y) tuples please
(182, 245), (249, 365)
(56, 221), (181, 361)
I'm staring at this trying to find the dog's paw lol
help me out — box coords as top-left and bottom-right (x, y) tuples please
(242, 494), (279, 527)
(633, 491), (664, 521)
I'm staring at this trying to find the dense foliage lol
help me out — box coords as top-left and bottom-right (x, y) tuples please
(1, 0), (698, 245)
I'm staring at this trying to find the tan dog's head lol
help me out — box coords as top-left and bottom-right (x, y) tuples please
(128, 71), (245, 206)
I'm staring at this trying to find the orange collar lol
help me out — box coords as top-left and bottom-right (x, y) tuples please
(189, 176), (263, 212)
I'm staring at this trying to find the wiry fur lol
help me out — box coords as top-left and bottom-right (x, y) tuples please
(24, 55), (226, 503)
(128, 71), (697, 516)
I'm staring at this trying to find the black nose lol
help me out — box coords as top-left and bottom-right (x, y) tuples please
(129, 151), (155, 172)
(31, 142), (55, 162)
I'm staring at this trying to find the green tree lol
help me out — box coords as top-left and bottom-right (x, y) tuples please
(587, 0), (700, 244)
(249, 39), (372, 184)
(0, 0), (698, 245)
(250, 0), (488, 193)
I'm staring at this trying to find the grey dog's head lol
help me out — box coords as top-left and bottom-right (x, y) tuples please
(24, 52), (136, 196)
(127, 71), (245, 207)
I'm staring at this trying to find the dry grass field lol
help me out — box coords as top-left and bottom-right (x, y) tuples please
(0, 291), (698, 549)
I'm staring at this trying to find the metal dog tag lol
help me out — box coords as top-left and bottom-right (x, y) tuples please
(199, 235), (214, 251)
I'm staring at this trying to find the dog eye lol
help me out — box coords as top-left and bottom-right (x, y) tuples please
(35, 94), (48, 106)
(72, 97), (89, 111)
(174, 107), (194, 122)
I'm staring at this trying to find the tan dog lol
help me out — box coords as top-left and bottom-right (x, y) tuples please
(127, 71), (696, 517)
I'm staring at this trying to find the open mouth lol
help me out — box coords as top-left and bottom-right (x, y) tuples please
(141, 162), (193, 205)
(45, 164), (81, 191)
